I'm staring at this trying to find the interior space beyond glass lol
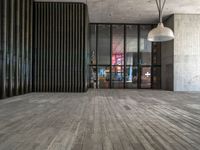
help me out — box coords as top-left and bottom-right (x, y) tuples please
(89, 24), (161, 89)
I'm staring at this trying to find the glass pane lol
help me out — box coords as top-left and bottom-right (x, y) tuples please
(152, 67), (161, 89)
(98, 25), (110, 65)
(126, 66), (138, 88)
(152, 42), (161, 65)
(89, 66), (97, 88)
(112, 25), (124, 65)
(111, 65), (124, 88)
(140, 25), (152, 65)
(97, 66), (110, 88)
(90, 25), (96, 65)
(126, 25), (138, 65)
(141, 67), (151, 88)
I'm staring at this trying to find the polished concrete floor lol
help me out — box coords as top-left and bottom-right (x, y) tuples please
(0, 89), (200, 150)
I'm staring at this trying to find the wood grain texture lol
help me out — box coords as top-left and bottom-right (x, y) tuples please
(0, 89), (200, 150)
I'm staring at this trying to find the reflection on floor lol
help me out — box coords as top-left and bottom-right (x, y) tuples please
(0, 89), (200, 150)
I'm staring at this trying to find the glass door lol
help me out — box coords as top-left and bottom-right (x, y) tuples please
(89, 24), (161, 89)
(111, 25), (124, 88)
(125, 25), (138, 88)
(140, 67), (151, 88)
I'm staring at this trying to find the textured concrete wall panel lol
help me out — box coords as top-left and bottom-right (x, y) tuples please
(161, 15), (174, 91)
(174, 14), (200, 91)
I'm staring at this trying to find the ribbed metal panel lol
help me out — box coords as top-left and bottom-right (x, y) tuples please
(33, 2), (89, 92)
(0, 0), (33, 99)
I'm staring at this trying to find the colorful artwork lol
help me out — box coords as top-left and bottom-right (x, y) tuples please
(112, 53), (124, 65)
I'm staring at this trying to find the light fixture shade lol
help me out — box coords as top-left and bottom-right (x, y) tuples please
(148, 23), (174, 42)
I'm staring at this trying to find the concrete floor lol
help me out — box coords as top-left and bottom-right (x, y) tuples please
(0, 89), (200, 150)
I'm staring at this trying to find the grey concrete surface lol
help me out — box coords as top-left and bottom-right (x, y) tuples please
(162, 14), (200, 91)
(161, 15), (174, 91)
(0, 89), (200, 149)
(173, 15), (200, 91)
(34, 0), (200, 23)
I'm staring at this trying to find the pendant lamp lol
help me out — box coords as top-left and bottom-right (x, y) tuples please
(148, 0), (174, 42)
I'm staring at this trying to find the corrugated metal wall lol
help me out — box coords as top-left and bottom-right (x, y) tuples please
(0, 0), (33, 99)
(33, 2), (89, 92)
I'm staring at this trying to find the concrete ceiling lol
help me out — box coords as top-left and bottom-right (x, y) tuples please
(34, 0), (200, 23)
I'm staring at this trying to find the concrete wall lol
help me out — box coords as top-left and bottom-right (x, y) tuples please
(161, 15), (174, 91)
(162, 14), (200, 91)
(174, 14), (200, 91)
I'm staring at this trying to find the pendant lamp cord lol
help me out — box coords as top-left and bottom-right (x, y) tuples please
(155, 0), (166, 23)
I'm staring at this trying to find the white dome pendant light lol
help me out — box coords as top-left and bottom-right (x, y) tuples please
(148, 0), (174, 42)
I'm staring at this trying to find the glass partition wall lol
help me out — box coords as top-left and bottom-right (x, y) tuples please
(89, 24), (161, 89)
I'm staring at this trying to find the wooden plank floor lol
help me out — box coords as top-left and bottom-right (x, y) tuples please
(0, 89), (200, 150)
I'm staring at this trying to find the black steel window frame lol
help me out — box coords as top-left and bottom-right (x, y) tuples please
(89, 23), (161, 89)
